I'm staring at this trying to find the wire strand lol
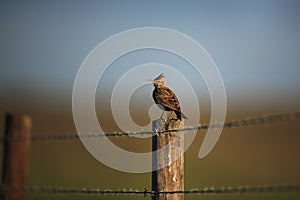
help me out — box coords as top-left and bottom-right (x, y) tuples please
(1, 112), (299, 142)
(1, 185), (300, 196)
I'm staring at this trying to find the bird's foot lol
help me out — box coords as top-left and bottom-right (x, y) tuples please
(166, 117), (179, 122)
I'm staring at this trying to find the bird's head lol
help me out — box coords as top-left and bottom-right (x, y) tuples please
(148, 74), (167, 88)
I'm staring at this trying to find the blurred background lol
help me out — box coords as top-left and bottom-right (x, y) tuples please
(0, 0), (300, 199)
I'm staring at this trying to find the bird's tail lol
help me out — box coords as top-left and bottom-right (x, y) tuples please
(175, 110), (188, 121)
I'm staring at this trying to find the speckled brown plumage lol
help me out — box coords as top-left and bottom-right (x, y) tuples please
(149, 74), (187, 121)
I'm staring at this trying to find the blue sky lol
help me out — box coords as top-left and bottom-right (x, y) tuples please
(1, 0), (300, 118)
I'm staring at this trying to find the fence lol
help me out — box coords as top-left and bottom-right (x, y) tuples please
(2, 112), (300, 141)
(1, 112), (300, 200)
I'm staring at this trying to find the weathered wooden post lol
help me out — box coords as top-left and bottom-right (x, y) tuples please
(1, 113), (32, 200)
(152, 119), (184, 200)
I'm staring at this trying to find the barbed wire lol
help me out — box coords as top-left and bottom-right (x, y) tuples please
(1, 184), (300, 196)
(1, 112), (299, 142)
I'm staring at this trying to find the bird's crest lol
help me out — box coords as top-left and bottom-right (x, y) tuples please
(154, 73), (165, 81)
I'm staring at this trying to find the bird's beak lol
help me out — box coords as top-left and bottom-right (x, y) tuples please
(148, 79), (155, 83)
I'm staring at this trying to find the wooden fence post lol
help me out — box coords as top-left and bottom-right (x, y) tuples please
(152, 119), (184, 200)
(1, 113), (32, 200)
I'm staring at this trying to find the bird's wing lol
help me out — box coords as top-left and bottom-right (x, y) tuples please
(154, 87), (181, 111)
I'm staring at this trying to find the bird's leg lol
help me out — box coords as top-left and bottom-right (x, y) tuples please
(160, 122), (167, 133)
(160, 112), (175, 132)
(158, 111), (169, 132)
(156, 119), (168, 133)
(160, 110), (165, 120)
(166, 111), (174, 121)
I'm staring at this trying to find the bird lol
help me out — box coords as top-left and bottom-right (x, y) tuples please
(149, 74), (187, 121)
